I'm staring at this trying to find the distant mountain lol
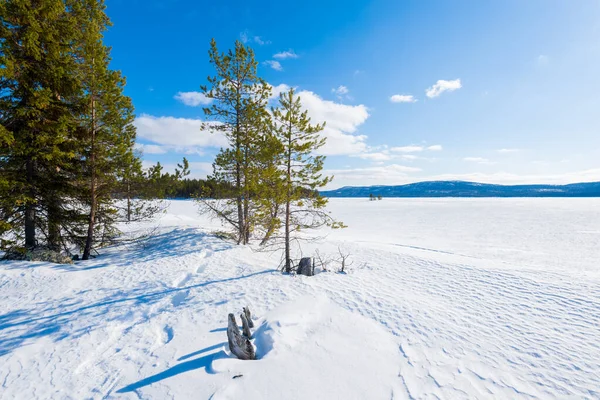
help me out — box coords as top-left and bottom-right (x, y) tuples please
(320, 181), (600, 198)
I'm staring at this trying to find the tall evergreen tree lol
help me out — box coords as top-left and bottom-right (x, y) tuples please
(0, 0), (82, 251)
(198, 39), (272, 245)
(270, 89), (343, 273)
(68, 0), (138, 260)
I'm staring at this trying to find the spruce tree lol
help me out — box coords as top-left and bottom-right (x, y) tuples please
(198, 39), (272, 245)
(0, 0), (82, 251)
(68, 0), (139, 259)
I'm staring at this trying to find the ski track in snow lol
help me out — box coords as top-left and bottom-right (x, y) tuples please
(0, 199), (599, 399)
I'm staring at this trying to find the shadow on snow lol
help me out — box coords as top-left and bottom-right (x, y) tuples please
(0, 228), (275, 357)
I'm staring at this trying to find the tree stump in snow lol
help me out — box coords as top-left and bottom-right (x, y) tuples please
(297, 257), (314, 276)
(240, 312), (252, 338)
(227, 313), (255, 360)
(243, 306), (254, 328)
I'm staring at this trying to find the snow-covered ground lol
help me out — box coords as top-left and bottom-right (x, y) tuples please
(1, 198), (599, 399)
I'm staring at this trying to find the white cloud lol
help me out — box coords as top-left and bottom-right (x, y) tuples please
(134, 114), (228, 150)
(497, 148), (521, 154)
(268, 83), (292, 101)
(391, 145), (424, 153)
(354, 152), (394, 162)
(139, 85), (371, 157)
(401, 154), (419, 160)
(463, 157), (496, 165)
(264, 60), (283, 71)
(390, 94), (417, 103)
(253, 36), (270, 45)
(273, 49), (298, 59)
(332, 85), (349, 96)
(296, 90), (369, 156)
(324, 164), (422, 188)
(134, 143), (167, 155)
(426, 79), (462, 98)
(240, 31), (270, 45)
(174, 91), (212, 107)
(427, 145), (443, 151)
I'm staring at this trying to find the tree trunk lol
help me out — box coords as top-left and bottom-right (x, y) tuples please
(236, 173), (243, 245)
(284, 130), (292, 273)
(126, 180), (131, 223)
(82, 91), (96, 261)
(243, 195), (250, 244)
(24, 158), (36, 249)
(47, 200), (61, 252)
(235, 137), (244, 244)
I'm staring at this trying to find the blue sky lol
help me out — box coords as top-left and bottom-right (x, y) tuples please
(105, 0), (600, 188)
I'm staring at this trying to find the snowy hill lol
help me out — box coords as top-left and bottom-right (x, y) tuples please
(321, 180), (600, 197)
(1, 198), (599, 399)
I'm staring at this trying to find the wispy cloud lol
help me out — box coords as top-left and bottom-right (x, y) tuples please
(240, 31), (271, 45)
(354, 152), (394, 162)
(401, 154), (419, 161)
(391, 145), (424, 153)
(332, 85), (349, 96)
(390, 94), (417, 103)
(427, 145), (443, 151)
(264, 60), (283, 71)
(324, 164), (422, 188)
(273, 49), (298, 59)
(426, 79), (462, 98)
(253, 36), (269, 45)
(134, 143), (167, 155)
(463, 157), (496, 165)
(174, 91), (212, 107)
(497, 148), (521, 154)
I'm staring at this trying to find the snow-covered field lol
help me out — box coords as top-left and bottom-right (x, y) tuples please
(1, 198), (599, 399)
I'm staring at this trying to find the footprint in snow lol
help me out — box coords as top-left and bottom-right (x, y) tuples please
(196, 264), (207, 274)
(163, 325), (174, 344)
(173, 273), (192, 288)
(171, 290), (189, 307)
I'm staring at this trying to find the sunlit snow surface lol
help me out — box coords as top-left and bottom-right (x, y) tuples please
(1, 198), (599, 399)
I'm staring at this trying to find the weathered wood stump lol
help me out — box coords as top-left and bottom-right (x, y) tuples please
(240, 312), (252, 338)
(243, 306), (254, 328)
(227, 313), (255, 360)
(297, 257), (314, 276)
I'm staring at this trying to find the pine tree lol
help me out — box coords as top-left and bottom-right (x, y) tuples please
(270, 88), (344, 273)
(198, 39), (272, 245)
(0, 0), (82, 251)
